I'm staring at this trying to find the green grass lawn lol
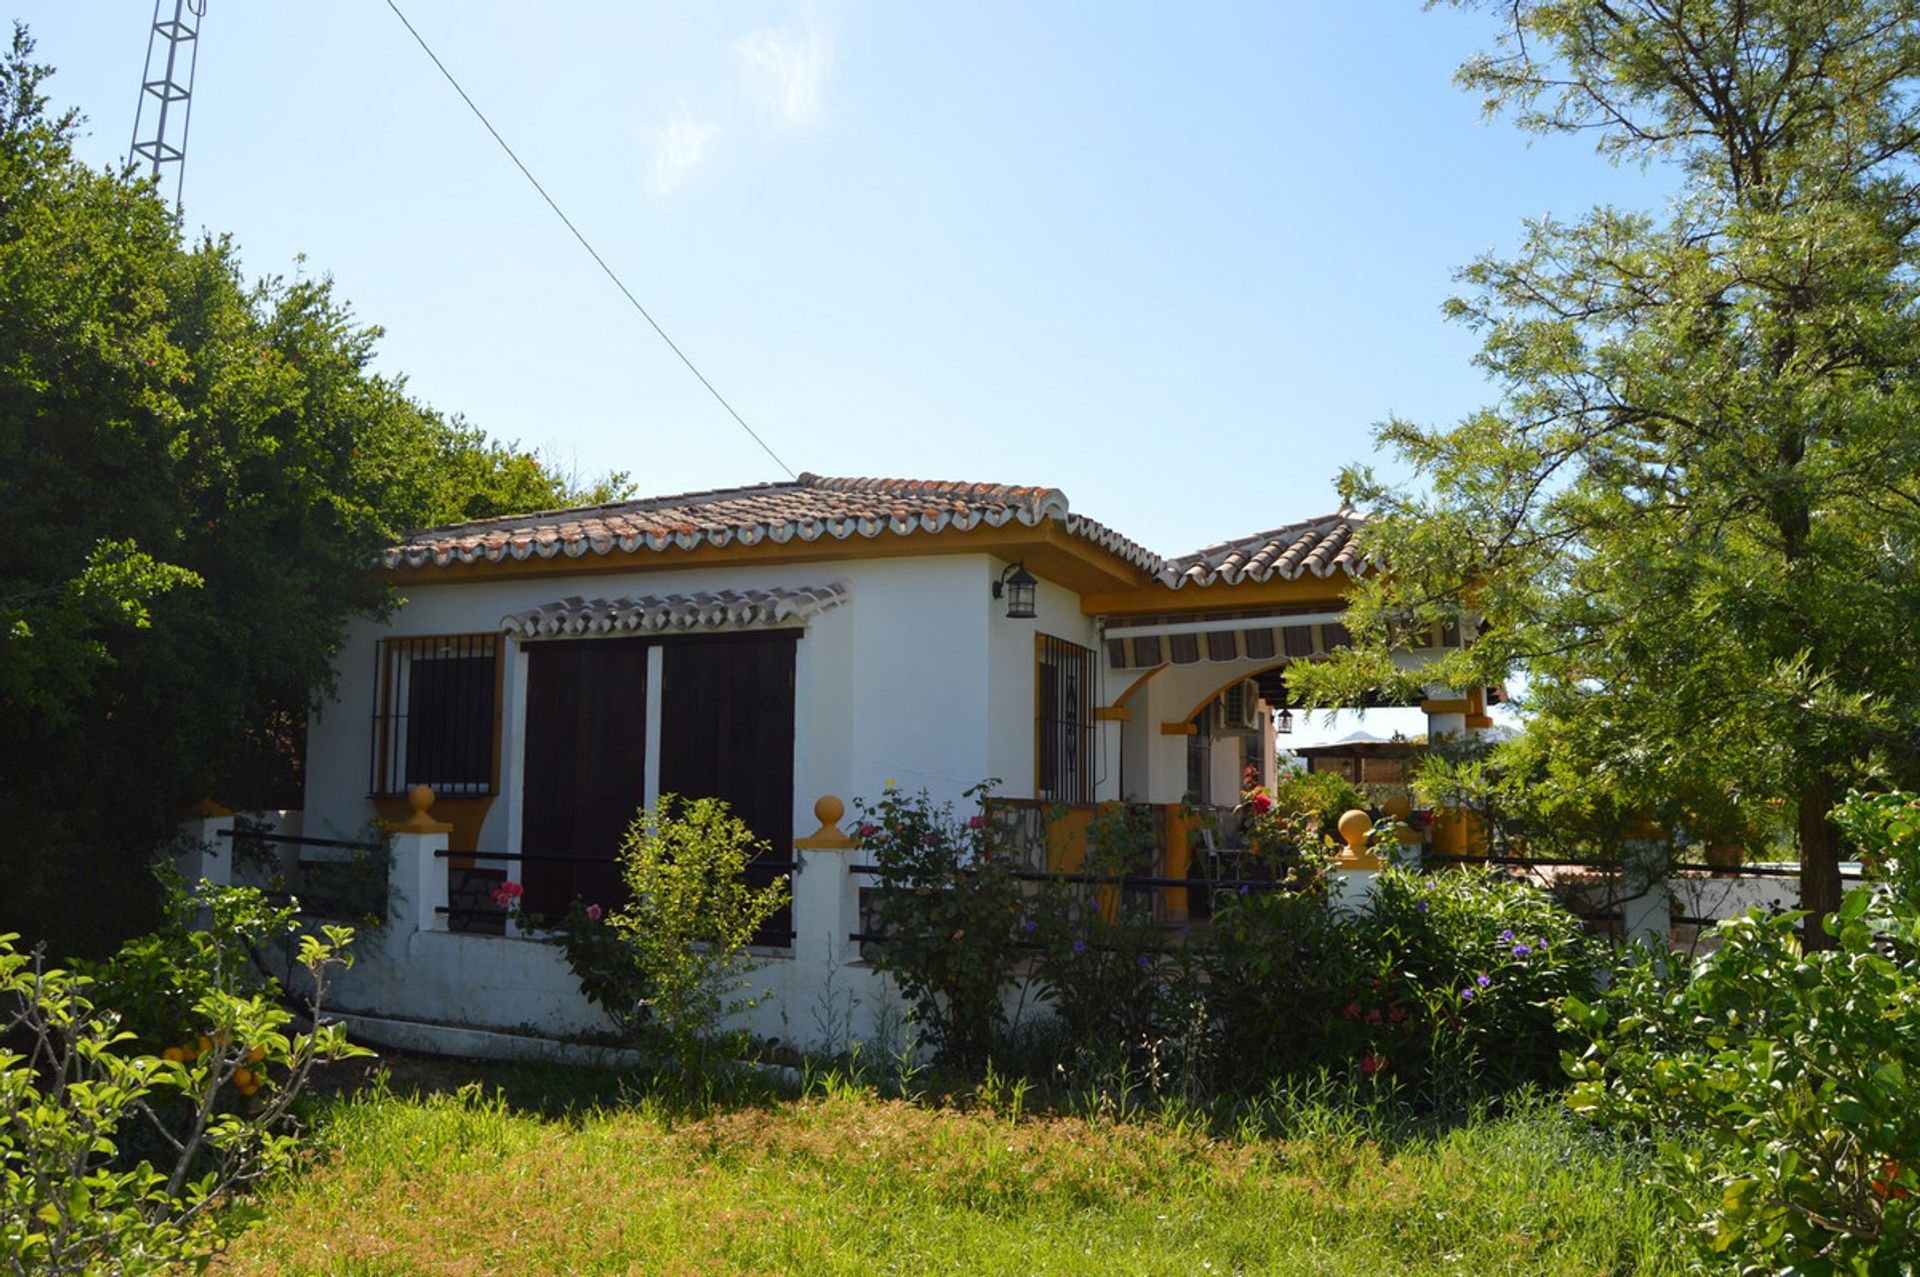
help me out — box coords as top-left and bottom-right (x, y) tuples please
(222, 1063), (1676, 1276)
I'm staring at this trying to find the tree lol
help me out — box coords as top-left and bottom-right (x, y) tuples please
(0, 27), (630, 953)
(1291, 1), (1920, 945)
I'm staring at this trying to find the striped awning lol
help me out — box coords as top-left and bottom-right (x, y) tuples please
(1102, 613), (1461, 670)
(501, 583), (847, 640)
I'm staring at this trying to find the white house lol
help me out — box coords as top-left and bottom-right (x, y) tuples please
(250, 472), (1485, 1053)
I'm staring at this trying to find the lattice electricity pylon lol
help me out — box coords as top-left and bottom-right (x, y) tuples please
(127, 0), (209, 210)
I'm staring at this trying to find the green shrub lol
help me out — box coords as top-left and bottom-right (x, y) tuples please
(1561, 789), (1920, 1270)
(858, 782), (1027, 1068)
(544, 899), (651, 1040)
(1259, 769), (1371, 830)
(1201, 885), (1367, 1090)
(1198, 857), (1594, 1102)
(604, 796), (790, 1077)
(1027, 803), (1207, 1090)
(1359, 867), (1598, 1104)
(0, 880), (365, 1274)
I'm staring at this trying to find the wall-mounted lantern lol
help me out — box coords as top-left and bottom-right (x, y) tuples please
(992, 561), (1037, 619)
(1275, 707), (1294, 735)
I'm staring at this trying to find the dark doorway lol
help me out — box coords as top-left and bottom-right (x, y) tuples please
(519, 639), (649, 920)
(659, 632), (797, 943)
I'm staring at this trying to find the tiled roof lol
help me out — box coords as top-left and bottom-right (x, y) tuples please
(501, 583), (847, 639)
(384, 472), (1362, 591)
(383, 472), (1162, 576)
(1165, 512), (1365, 587)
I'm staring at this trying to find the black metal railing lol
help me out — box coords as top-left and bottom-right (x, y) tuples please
(214, 827), (388, 920)
(844, 857), (1308, 948)
(430, 849), (799, 946)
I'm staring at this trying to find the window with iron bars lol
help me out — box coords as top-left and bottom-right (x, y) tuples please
(1036, 634), (1096, 804)
(369, 634), (500, 798)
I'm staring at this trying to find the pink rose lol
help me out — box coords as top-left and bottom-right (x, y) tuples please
(968, 815), (985, 829)
(1250, 792), (1274, 815)
(585, 903), (603, 922)
(858, 824), (879, 838)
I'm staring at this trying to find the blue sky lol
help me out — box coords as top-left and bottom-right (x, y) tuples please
(14, 2), (1666, 741)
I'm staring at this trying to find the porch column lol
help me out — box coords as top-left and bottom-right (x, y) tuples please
(1422, 686), (1482, 859)
(386, 785), (452, 934)
(792, 796), (863, 971)
(1621, 820), (1672, 956)
(175, 798), (234, 887)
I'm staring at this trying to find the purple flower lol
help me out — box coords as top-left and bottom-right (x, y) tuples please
(1022, 919), (1036, 932)
(1072, 939), (1087, 953)
(1416, 901), (1428, 913)
(1460, 988), (1475, 1001)
(1512, 944), (1532, 958)
(1498, 929), (1514, 943)
(1136, 955), (1152, 970)
(1476, 974), (1491, 988)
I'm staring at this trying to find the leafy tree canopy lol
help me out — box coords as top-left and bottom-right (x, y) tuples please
(1291, 0), (1920, 940)
(0, 27), (630, 952)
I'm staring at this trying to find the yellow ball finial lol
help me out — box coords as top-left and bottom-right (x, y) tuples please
(1338, 808), (1373, 856)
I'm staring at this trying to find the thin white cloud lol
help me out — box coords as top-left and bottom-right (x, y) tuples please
(652, 114), (723, 194)
(735, 21), (833, 128)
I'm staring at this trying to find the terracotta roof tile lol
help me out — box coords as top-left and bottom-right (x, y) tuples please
(384, 472), (1362, 590)
(502, 583), (848, 638)
(1165, 512), (1366, 587)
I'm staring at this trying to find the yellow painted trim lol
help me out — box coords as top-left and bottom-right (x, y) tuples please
(794, 795), (859, 850)
(1465, 713), (1495, 729)
(188, 797), (233, 819)
(1160, 722), (1198, 736)
(1093, 706), (1131, 722)
(383, 785), (455, 835)
(1109, 662), (1169, 709)
(1420, 698), (1472, 715)
(1178, 667), (1284, 729)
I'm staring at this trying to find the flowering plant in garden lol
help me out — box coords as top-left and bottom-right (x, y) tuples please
(1359, 867), (1596, 1102)
(544, 897), (652, 1039)
(857, 780), (1027, 1066)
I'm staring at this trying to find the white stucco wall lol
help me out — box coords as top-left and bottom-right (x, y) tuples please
(985, 563), (1105, 803)
(303, 553), (1107, 854)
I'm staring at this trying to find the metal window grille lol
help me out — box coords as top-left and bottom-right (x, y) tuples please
(369, 634), (499, 798)
(1186, 713), (1213, 805)
(1036, 635), (1096, 804)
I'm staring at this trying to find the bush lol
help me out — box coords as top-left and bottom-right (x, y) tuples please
(604, 796), (790, 1076)
(1359, 867), (1598, 1103)
(1199, 846), (1594, 1102)
(1027, 803), (1207, 1091)
(1561, 789), (1920, 1271)
(1258, 769), (1371, 830)
(0, 880), (365, 1274)
(858, 783), (1027, 1068)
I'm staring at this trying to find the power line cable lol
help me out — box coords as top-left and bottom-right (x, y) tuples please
(382, 0), (797, 479)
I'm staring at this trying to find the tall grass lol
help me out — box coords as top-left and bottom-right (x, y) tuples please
(223, 1062), (1674, 1275)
